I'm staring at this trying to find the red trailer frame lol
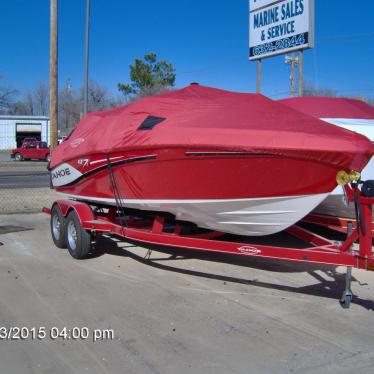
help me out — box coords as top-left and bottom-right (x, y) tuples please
(43, 185), (374, 308)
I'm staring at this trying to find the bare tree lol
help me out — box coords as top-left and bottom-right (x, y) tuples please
(0, 74), (119, 130)
(8, 101), (30, 115)
(80, 80), (110, 112)
(57, 80), (113, 134)
(0, 74), (17, 113)
(22, 83), (49, 116)
(59, 83), (81, 134)
(304, 81), (374, 106)
(34, 83), (49, 116)
(304, 82), (337, 97)
(348, 96), (374, 107)
(24, 91), (34, 115)
(107, 94), (126, 108)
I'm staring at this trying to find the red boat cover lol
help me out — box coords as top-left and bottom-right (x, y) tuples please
(279, 97), (374, 119)
(51, 85), (374, 171)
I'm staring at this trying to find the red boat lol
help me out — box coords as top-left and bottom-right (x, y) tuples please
(49, 85), (373, 237)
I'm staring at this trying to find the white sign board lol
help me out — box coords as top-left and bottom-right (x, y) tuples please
(249, 0), (314, 60)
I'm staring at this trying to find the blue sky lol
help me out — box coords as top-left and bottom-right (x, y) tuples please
(1, 0), (374, 99)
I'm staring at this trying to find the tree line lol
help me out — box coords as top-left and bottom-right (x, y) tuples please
(0, 53), (176, 135)
(2, 52), (371, 134)
(303, 82), (374, 105)
(0, 77), (121, 135)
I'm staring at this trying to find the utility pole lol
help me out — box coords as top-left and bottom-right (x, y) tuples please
(256, 59), (262, 94)
(285, 53), (299, 97)
(49, 0), (58, 149)
(83, 0), (90, 116)
(298, 50), (304, 97)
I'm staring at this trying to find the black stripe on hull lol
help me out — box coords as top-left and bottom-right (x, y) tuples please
(53, 155), (157, 188)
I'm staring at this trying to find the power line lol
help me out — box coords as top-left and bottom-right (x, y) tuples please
(319, 32), (374, 41)
(268, 87), (374, 99)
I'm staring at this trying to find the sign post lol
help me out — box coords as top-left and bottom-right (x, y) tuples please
(257, 59), (262, 93)
(298, 50), (304, 96)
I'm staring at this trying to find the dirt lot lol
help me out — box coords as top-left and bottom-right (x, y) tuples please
(1, 213), (374, 374)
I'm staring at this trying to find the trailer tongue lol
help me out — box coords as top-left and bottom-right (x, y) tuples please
(44, 183), (374, 309)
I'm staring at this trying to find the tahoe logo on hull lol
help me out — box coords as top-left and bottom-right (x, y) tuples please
(52, 168), (71, 179)
(51, 163), (83, 187)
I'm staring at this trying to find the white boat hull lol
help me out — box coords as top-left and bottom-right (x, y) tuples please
(62, 193), (329, 236)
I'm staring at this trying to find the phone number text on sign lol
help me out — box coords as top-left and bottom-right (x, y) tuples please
(250, 33), (307, 58)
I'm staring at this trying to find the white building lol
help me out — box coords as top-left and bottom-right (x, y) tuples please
(0, 115), (50, 149)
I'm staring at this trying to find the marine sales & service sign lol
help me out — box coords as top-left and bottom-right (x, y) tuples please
(249, 0), (314, 60)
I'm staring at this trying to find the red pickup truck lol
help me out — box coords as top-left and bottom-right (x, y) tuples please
(11, 141), (51, 162)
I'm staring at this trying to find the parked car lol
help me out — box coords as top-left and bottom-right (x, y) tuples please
(11, 141), (51, 162)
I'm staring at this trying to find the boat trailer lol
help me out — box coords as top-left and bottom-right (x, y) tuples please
(43, 185), (374, 309)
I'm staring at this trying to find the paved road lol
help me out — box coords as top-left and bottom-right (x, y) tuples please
(0, 151), (49, 189)
(0, 170), (49, 189)
(1, 213), (374, 374)
(0, 151), (47, 166)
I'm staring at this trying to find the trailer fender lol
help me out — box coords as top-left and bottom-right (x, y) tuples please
(52, 200), (95, 228)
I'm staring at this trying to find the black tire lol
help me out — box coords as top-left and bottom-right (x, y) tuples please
(51, 204), (67, 248)
(14, 153), (23, 161)
(66, 210), (92, 259)
(45, 153), (51, 162)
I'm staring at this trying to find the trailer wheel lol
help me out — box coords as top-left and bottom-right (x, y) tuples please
(51, 205), (67, 248)
(66, 210), (92, 259)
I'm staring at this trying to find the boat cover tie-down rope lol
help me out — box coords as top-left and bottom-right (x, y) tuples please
(106, 156), (126, 226)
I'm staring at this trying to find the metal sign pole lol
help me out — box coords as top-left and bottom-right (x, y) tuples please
(291, 52), (296, 97)
(257, 59), (262, 94)
(298, 50), (304, 97)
